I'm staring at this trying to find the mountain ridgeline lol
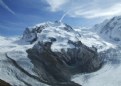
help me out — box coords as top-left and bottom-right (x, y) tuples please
(22, 21), (102, 86)
(94, 16), (121, 43)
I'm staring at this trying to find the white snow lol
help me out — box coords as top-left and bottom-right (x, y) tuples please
(93, 16), (121, 45)
(0, 36), (48, 86)
(34, 22), (79, 52)
(75, 28), (116, 52)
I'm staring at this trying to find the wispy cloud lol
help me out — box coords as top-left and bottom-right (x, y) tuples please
(45, 0), (121, 19)
(0, 0), (15, 14)
(45, 0), (69, 12)
(69, 3), (121, 19)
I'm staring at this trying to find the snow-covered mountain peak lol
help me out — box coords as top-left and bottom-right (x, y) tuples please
(26, 22), (101, 86)
(22, 21), (80, 51)
(29, 21), (72, 31)
(93, 16), (121, 44)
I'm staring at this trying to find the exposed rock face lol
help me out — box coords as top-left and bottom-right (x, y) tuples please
(0, 79), (11, 86)
(25, 21), (102, 86)
(22, 28), (37, 44)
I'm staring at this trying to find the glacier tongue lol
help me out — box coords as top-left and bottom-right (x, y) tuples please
(0, 36), (48, 86)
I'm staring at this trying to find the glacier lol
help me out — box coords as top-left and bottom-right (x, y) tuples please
(0, 36), (48, 86)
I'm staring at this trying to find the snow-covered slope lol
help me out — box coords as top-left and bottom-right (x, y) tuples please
(93, 16), (121, 44)
(0, 36), (48, 86)
(74, 28), (116, 52)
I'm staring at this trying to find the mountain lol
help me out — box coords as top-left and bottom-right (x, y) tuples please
(72, 18), (121, 86)
(93, 16), (121, 44)
(0, 20), (121, 86)
(23, 21), (102, 85)
(0, 21), (102, 86)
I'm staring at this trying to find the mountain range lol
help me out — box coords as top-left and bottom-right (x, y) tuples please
(0, 16), (121, 86)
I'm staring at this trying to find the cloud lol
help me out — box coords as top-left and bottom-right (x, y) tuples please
(45, 0), (69, 12)
(0, 0), (15, 14)
(45, 0), (121, 19)
(70, 3), (121, 19)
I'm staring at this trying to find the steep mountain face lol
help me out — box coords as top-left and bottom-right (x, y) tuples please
(22, 21), (102, 85)
(93, 16), (121, 43)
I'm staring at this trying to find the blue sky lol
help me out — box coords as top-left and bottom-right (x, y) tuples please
(0, 0), (121, 36)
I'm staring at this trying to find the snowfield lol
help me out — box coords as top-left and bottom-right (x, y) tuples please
(75, 28), (117, 52)
(0, 36), (48, 86)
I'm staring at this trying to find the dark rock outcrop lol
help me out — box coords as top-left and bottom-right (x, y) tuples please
(0, 79), (11, 86)
(22, 28), (37, 44)
(27, 41), (101, 86)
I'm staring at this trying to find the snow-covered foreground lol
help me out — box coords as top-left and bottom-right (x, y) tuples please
(0, 36), (48, 86)
(72, 28), (121, 86)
